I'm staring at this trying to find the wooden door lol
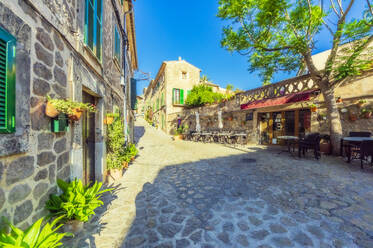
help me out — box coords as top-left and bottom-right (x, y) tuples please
(82, 92), (96, 185)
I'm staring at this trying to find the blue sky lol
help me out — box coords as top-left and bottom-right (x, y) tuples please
(133, 0), (366, 95)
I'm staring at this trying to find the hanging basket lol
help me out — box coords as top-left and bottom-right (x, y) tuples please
(68, 108), (83, 121)
(310, 106), (317, 112)
(45, 102), (59, 118)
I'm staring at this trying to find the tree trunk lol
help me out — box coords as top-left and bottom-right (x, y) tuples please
(319, 84), (343, 155)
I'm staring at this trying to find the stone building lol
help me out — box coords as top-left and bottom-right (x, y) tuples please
(0, 0), (137, 228)
(143, 57), (201, 133)
(171, 50), (373, 146)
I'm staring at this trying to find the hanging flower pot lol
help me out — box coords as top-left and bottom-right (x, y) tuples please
(68, 108), (83, 121)
(310, 104), (317, 112)
(357, 99), (367, 108)
(228, 116), (233, 121)
(336, 97), (343, 103)
(45, 101), (59, 118)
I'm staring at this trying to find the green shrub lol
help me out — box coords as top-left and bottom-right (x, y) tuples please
(106, 115), (127, 170)
(46, 179), (113, 222)
(185, 85), (229, 107)
(0, 216), (71, 248)
(126, 143), (138, 159)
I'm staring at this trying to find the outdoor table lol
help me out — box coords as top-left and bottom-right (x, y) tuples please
(340, 137), (373, 162)
(277, 136), (299, 155)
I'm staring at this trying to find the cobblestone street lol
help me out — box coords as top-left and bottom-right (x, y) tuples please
(71, 118), (373, 247)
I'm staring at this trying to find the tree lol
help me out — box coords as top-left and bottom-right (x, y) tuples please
(226, 83), (234, 91)
(201, 75), (211, 83)
(218, 0), (373, 153)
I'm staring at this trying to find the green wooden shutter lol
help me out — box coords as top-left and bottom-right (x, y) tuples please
(0, 28), (16, 133)
(85, 0), (102, 60)
(180, 89), (184, 105)
(172, 88), (175, 104)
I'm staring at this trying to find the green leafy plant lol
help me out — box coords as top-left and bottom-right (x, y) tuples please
(0, 216), (71, 248)
(126, 143), (138, 160)
(175, 124), (189, 135)
(47, 96), (96, 115)
(106, 115), (127, 170)
(46, 179), (113, 222)
(359, 99), (368, 104)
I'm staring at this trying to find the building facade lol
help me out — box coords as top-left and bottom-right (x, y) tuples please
(170, 51), (373, 147)
(144, 57), (201, 134)
(0, 0), (137, 228)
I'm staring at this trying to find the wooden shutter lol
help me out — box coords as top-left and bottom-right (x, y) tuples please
(180, 89), (184, 105)
(172, 88), (175, 104)
(0, 29), (16, 133)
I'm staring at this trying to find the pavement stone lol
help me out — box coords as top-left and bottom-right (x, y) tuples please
(64, 118), (373, 247)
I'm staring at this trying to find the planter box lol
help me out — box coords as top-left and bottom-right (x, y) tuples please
(51, 114), (69, 133)
(63, 220), (84, 234)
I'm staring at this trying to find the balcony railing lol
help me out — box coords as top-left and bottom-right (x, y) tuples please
(238, 74), (318, 104)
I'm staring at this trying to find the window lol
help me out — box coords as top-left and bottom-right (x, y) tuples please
(181, 71), (187, 80)
(0, 28), (16, 133)
(85, 0), (103, 60)
(172, 88), (184, 105)
(113, 25), (121, 63)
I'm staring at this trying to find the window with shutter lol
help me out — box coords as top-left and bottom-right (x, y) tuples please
(85, 0), (103, 60)
(113, 25), (121, 63)
(0, 28), (16, 133)
(180, 89), (184, 105)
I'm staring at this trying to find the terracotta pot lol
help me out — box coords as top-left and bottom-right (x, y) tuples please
(336, 98), (343, 103)
(320, 142), (331, 154)
(122, 161), (129, 169)
(310, 107), (317, 112)
(45, 102), (59, 118)
(364, 112), (372, 119)
(69, 108), (83, 121)
(174, 134), (184, 141)
(108, 168), (123, 184)
(349, 114), (357, 121)
(63, 220), (84, 234)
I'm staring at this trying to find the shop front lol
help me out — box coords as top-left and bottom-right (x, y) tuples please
(259, 109), (311, 145)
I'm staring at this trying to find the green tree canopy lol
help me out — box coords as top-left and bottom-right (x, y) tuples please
(218, 0), (373, 153)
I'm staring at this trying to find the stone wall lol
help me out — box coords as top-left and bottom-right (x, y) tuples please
(167, 72), (373, 144)
(0, 0), (130, 228)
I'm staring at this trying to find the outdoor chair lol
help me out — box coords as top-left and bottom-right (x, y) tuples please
(349, 140), (373, 169)
(360, 140), (373, 169)
(341, 131), (372, 157)
(298, 133), (321, 159)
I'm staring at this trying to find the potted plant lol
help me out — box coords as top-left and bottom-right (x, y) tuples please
(357, 99), (367, 108)
(0, 216), (71, 248)
(336, 97), (343, 103)
(310, 103), (317, 112)
(349, 112), (358, 121)
(45, 96), (60, 118)
(361, 108), (372, 119)
(46, 179), (113, 234)
(45, 96), (96, 121)
(68, 102), (96, 121)
(107, 153), (124, 183)
(106, 114), (127, 182)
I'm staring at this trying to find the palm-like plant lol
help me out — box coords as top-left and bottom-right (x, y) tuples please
(0, 216), (71, 248)
(46, 179), (113, 222)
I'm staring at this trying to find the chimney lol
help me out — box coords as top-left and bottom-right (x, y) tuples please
(178, 56), (182, 61)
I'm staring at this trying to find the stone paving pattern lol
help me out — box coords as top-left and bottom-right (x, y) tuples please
(68, 118), (373, 247)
